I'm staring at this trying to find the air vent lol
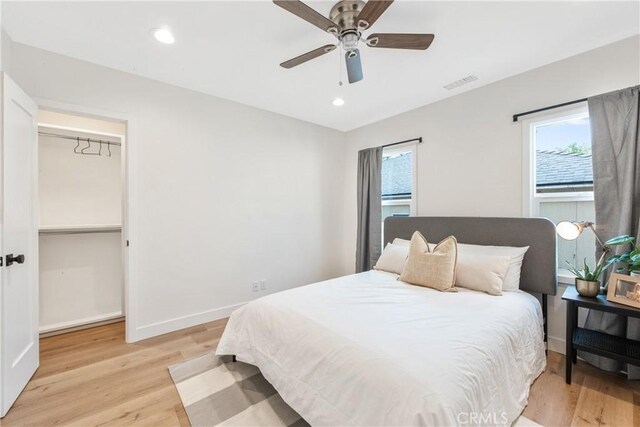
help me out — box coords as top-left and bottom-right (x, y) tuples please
(443, 75), (478, 90)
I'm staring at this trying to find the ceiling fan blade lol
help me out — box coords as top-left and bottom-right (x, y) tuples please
(366, 33), (435, 50)
(356, 0), (394, 30)
(280, 45), (337, 69)
(345, 49), (363, 84)
(273, 1), (339, 34)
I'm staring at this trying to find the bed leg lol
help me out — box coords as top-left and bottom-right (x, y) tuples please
(542, 294), (548, 355)
(232, 355), (237, 363)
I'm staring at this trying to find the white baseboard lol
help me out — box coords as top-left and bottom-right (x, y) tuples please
(130, 302), (245, 342)
(548, 335), (566, 355)
(39, 311), (124, 334)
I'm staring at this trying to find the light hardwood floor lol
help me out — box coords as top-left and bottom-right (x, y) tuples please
(2, 320), (639, 426)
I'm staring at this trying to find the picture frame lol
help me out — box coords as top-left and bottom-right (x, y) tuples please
(606, 273), (640, 309)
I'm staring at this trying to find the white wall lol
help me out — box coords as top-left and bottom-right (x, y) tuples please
(0, 4), (3, 71)
(38, 131), (122, 227)
(343, 35), (640, 348)
(39, 232), (123, 332)
(8, 41), (347, 341)
(1, 21), (12, 73)
(39, 110), (126, 138)
(343, 35), (640, 273)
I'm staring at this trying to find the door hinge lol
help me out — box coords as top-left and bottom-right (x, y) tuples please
(126, 240), (130, 247)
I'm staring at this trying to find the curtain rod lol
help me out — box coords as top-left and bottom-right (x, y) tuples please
(512, 98), (588, 122)
(382, 137), (422, 149)
(38, 131), (122, 146)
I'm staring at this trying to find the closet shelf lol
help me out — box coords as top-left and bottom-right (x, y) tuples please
(39, 224), (122, 235)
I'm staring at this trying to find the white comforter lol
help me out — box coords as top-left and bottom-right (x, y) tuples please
(216, 271), (546, 426)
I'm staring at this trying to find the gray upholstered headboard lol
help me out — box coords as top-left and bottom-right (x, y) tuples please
(384, 216), (557, 296)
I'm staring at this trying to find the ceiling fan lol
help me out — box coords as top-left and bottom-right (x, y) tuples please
(274, 0), (434, 84)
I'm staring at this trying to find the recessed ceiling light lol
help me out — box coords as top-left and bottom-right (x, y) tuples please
(332, 98), (345, 107)
(152, 28), (175, 45)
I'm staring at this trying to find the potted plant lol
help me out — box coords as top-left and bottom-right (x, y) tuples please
(565, 252), (609, 297)
(605, 235), (640, 277)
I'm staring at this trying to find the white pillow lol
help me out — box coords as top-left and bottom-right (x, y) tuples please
(396, 236), (528, 290)
(455, 243), (529, 291)
(455, 253), (510, 295)
(392, 238), (411, 247)
(374, 243), (409, 275)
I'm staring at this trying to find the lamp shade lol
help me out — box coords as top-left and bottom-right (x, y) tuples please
(556, 221), (584, 240)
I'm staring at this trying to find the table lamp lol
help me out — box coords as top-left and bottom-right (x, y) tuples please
(556, 221), (610, 252)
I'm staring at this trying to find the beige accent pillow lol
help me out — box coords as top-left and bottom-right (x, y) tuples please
(399, 231), (458, 291)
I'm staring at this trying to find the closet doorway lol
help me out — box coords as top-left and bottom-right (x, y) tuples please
(37, 109), (128, 337)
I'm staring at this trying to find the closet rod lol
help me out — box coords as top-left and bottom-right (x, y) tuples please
(38, 131), (122, 146)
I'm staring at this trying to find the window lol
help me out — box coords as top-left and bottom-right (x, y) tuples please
(523, 106), (595, 275)
(381, 145), (416, 235)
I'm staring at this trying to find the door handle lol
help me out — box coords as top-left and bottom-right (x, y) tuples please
(6, 254), (25, 266)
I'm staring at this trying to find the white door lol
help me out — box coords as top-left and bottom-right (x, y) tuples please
(0, 74), (39, 417)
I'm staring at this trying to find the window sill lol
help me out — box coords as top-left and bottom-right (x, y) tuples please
(558, 268), (577, 286)
(535, 192), (594, 202)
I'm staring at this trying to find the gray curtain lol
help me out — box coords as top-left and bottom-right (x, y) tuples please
(581, 85), (640, 378)
(356, 147), (383, 273)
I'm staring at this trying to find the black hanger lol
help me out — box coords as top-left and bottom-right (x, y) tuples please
(74, 137), (81, 154)
(80, 138), (91, 154)
(80, 138), (99, 155)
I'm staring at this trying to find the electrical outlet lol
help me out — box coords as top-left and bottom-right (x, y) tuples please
(260, 280), (267, 290)
(252, 281), (259, 292)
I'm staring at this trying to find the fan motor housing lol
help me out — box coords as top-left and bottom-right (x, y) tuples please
(329, 0), (365, 31)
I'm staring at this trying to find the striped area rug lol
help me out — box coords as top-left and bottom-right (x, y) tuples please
(169, 352), (541, 427)
(169, 353), (308, 426)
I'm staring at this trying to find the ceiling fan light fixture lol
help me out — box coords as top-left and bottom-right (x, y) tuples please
(341, 32), (360, 51)
(152, 28), (175, 45)
(345, 48), (363, 83)
(332, 98), (345, 107)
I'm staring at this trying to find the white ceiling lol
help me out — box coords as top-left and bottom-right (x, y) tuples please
(4, 1), (639, 131)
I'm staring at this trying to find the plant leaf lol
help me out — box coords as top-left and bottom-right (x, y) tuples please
(607, 255), (623, 264)
(611, 253), (632, 264)
(565, 261), (583, 279)
(584, 258), (590, 277)
(605, 235), (635, 246)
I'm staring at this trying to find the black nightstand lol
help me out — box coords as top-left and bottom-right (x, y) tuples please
(562, 286), (640, 384)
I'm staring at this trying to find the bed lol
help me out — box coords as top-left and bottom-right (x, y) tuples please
(216, 217), (557, 426)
